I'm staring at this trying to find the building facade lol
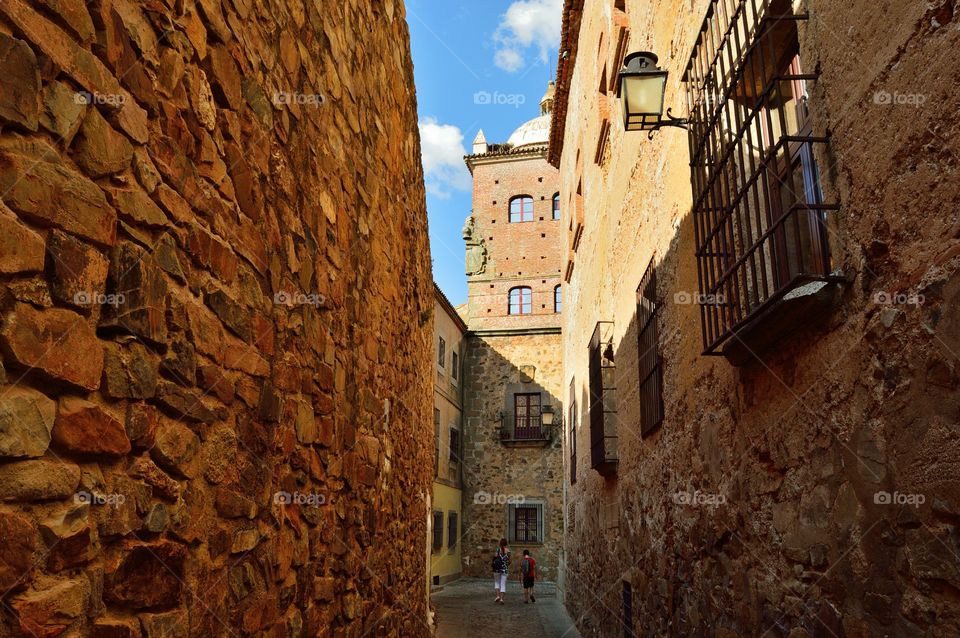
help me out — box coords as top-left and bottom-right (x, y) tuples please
(460, 85), (567, 582)
(430, 284), (467, 587)
(552, 0), (960, 635)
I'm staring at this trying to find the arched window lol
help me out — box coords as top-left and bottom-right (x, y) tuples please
(552, 193), (561, 220)
(509, 286), (532, 315)
(554, 285), (562, 313)
(509, 196), (534, 223)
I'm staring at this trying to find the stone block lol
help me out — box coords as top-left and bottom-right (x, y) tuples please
(0, 385), (55, 458)
(11, 577), (88, 637)
(47, 230), (110, 310)
(100, 241), (168, 345)
(150, 419), (200, 479)
(73, 107), (134, 177)
(0, 33), (40, 130)
(38, 80), (86, 144)
(0, 510), (38, 590)
(0, 457), (80, 501)
(52, 396), (131, 455)
(0, 204), (45, 275)
(0, 303), (104, 391)
(105, 542), (185, 610)
(102, 341), (159, 399)
(0, 138), (116, 246)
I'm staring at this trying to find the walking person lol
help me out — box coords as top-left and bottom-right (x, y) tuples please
(492, 538), (510, 604)
(520, 550), (536, 603)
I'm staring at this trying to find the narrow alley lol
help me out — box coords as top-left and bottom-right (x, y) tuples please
(433, 580), (582, 638)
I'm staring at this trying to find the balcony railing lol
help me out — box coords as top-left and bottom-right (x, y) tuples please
(499, 413), (557, 445)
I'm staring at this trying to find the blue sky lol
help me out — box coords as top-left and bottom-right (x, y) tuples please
(406, 0), (562, 306)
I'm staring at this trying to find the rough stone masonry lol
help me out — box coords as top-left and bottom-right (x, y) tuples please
(0, 0), (434, 636)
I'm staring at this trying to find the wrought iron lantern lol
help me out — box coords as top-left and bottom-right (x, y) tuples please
(616, 52), (688, 135)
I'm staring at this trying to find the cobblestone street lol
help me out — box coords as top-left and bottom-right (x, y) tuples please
(433, 579), (583, 638)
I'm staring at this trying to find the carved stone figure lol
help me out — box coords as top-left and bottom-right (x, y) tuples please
(463, 215), (487, 276)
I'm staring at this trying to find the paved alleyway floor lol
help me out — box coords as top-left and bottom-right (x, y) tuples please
(432, 578), (583, 638)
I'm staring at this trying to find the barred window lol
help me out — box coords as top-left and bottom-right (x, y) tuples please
(589, 322), (618, 475)
(437, 337), (446, 367)
(448, 428), (460, 463)
(683, 0), (840, 355)
(432, 511), (443, 552)
(637, 259), (664, 435)
(568, 379), (578, 485)
(509, 503), (543, 543)
(447, 512), (458, 548)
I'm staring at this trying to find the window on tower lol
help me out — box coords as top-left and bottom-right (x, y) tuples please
(508, 286), (533, 315)
(552, 193), (560, 220)
(509, 195), (534, 223)
(554, 285), (562, 313)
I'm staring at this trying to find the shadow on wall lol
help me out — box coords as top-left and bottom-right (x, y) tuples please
(562, 178), (960, 635)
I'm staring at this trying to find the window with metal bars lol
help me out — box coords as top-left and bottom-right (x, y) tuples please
(569, 397), (577, 484)
(622, 581), (635, 638)
(432, 511), (443, 552)
(509, 195), (534, 222)
(448, 428), (460, 463)
(447, 512), (458, 548)
(589, 322), (618, 475)
(683, 0), (840, 356)
(509, 503), (543, 543)
(637, 259), (664, 436)
(513, 393), (542, 440)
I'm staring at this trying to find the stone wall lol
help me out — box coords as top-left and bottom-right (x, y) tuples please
(0, 0), (434, 636)
(461, 333), (565, 582)
(556, 0), (960, 635)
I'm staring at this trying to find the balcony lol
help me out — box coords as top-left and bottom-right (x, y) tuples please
(498, 407), (559, 448)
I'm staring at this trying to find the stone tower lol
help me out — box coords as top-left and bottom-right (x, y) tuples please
(459, 83), (566, 582)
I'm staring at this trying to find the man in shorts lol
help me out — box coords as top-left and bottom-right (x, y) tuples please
(520, 550), (536, 603)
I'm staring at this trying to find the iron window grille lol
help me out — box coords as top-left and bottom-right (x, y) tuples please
(447, 512), (458, 548)
(448, 428), (460, 463)
(569, 397), (577, 484)
(509, 195), (535, 222)
(683, 0), (842, 355)
(509, 503), (543, 543)
(637, 259), (664, 435)
(509, 286), (533, 315)
(432, 511), (443, 552)
(589, 321), (618, 475)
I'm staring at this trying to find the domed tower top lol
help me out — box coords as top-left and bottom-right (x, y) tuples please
(540, 80), (556, 116)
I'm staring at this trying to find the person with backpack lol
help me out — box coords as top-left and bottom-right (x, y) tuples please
(492, 538), (510, 604)
(520, 549), (536, 603)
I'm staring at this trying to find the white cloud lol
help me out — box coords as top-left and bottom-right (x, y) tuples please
(419, 117), (472, 200)
(493, 0), (562, 73)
